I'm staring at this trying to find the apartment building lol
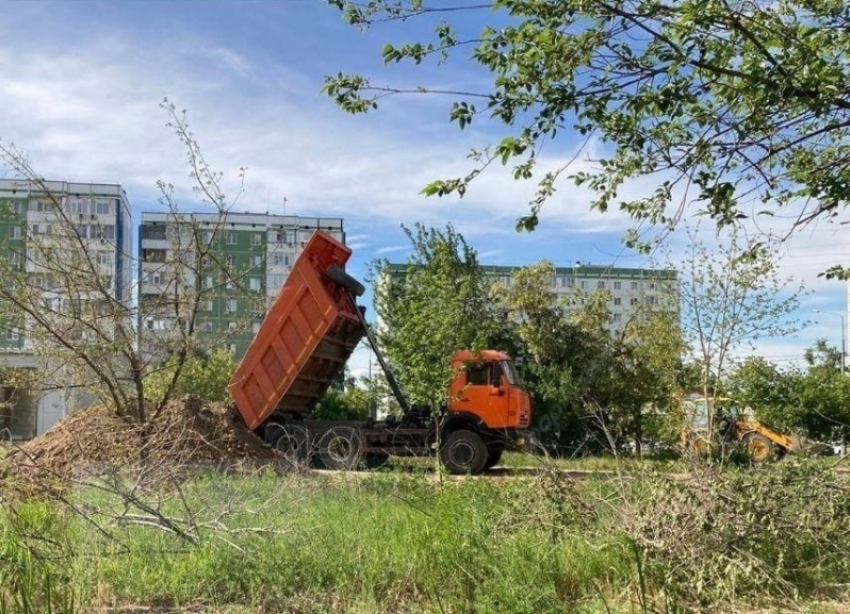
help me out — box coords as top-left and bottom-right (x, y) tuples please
(482, 263), (679, 327)
(138, 212), (345, 359)
(385, 261), (678, 330)
(0, 179), (133, 438)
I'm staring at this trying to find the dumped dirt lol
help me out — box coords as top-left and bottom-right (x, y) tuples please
(0, 396), (275, 495)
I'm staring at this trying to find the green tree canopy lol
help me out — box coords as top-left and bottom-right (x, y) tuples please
(327, 1), (850, 257)
(372, 223), (498, 408)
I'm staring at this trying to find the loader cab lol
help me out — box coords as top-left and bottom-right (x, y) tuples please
(448, 350), (532, 430)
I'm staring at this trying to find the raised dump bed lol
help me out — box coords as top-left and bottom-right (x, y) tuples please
(228, 231), (364, 431)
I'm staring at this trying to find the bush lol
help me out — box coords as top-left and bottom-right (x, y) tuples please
(626, 460), (850, 607)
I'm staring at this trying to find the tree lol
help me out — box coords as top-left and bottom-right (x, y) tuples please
(672, 226), (804, 430)
(491, 261), (685, 455)
(372, 223), (497, 408)
(143, 347), (237, 405)
(0, 101), (263, 444)
(326, 1), (850, 255)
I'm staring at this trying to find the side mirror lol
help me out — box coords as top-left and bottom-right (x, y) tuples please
(489, 385), (504, 396)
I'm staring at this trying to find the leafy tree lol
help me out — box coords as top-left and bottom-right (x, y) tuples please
(672, 226), (804, 431)
(491, 261), (685, 455)
(143, 347), (236, 404)
(372, 223), (497, 408)
(326, 1), (850, 254)
(725, 356), (798, 428)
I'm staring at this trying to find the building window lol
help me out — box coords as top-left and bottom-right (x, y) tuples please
(613, 297), (622, 306)
(96, 200), (112, 215)
(613, 281), (621, 290)
(9, 226), (21, 239)
(151, 272), (162, 285)
(202, 230), (213, 244)
(252, 320), (262, 334)
(201, 300), (213, 312)
(225, 254), (235, 267)
(204, 276), (214, 289)
(143, 249), (166, 263)
(9, 328), (19, 341)
(612, 313), (621, 321)
(274, 230), (287, 244)
(646, 295), (656, 306)
(13, 201), (25, 215)
(249, 277), (262, 292)
(648, 282), (656, 290)
(251, 233), (262, 246)
(580, 280), (587, 289)
(631, 281), (638, 290)
(30, 224), (40, 236)
(227, 321), (237, 331)
(102, 225), (115, 240)
(229, 344), (238, 355)
(226, 298), (238, 312)
(597, 281), (605, 289)
(253, 255), (263, 268)
(631, 297), (639, 306)
(200, 321), (213, 333)
(226, 231), (237, 245)
(226, 279), (234, 290)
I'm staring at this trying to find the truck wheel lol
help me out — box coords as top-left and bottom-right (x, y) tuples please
(440, 430), (488, 475)
(275, 425), (310, 465)
(317, 426), (364, 470)
(484, 446), (503, 470)
(326, 265), (365, 297)
(743, 432), (775, 463)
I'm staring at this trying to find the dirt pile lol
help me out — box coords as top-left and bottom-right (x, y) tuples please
(0, 396), (275, 493)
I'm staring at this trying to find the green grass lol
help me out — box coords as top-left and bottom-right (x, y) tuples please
(2, 457), (849, 613)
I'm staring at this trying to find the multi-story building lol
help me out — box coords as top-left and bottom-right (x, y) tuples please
(138, 212), (345, 359)
(482, 263), (678, 328)
(0, 179), (133, 438)
(384, 261), (678, 330)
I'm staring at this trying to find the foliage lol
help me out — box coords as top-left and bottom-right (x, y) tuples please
(726, 342), (850, 441)
(371, 223), (497, 408)
(629, 461), (850, 607)
(143, 347), (236, 404)
(672, 226), (804, 430)
(491, 261), (685, 454)
(312, 378), (374, 420)
(327, 1), (850, 254)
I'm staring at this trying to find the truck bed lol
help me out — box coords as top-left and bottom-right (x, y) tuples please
(227, 231), (364, 431)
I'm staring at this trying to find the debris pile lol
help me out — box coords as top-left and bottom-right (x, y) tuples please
(0, 396), (275, 494)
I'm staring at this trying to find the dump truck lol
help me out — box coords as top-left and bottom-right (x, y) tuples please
(680, 396), (803, 462)
(227, 231), (533, 474)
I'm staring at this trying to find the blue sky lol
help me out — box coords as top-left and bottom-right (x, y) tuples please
(1, 0), (848, 374)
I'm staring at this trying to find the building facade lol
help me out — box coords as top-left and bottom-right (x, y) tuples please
(482, 263), (678, 328)
(138, 212), (345, 359)
(385, 261), (678, 331)
(0, 179), (133, 438)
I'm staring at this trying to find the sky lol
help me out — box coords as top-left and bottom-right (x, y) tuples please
(1, 0), (848, 377)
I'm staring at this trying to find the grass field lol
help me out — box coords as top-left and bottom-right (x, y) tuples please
(2, 456), (849, 613)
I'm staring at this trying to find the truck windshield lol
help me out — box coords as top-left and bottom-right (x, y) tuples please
(501, 361), (523, 387)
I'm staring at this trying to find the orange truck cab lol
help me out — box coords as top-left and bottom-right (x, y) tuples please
(229, 230), (534, 475)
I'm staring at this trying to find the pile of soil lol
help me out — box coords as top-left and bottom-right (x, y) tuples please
(0, 396), (275, 495)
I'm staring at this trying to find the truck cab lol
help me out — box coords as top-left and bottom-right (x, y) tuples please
(448, 350), (532, 431)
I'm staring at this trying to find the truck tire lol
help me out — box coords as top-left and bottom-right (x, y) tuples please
(275, 425), (310, 465)
(484, 445), (503, 470)
(326, 265), (365, 297)
(743, 432), (776, 463)
(440, 430), (488, 475)
(316, 426), (364, 470)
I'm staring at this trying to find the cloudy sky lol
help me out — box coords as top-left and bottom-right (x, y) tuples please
(2, 0), (848, 375)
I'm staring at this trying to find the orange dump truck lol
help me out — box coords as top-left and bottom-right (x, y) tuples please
(228, 231), (533, 474)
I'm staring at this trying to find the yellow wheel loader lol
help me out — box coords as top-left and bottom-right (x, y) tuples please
(680, 396), (803, 463)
